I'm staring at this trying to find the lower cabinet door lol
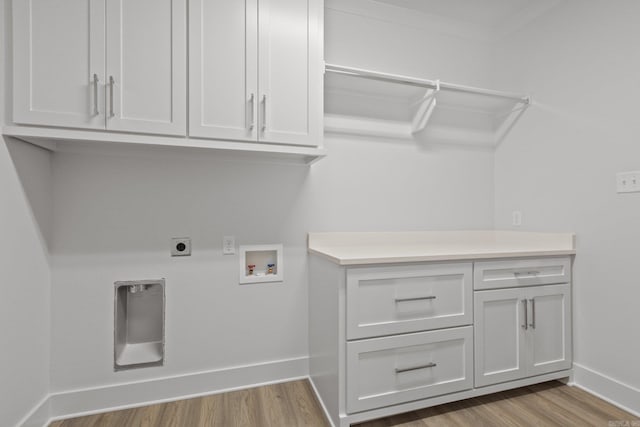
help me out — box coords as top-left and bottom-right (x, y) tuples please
(528, 284), (572, 376)
(346, 326), (473, 413)
(474, 287), (528, 387)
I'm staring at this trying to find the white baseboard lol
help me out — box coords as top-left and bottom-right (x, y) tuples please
(21, 356), (308, 427)
(308, 376), (336, 427)
(16, 395), (50, 427)
(24, 360), (636, 426)
(572, 363), (640, 417)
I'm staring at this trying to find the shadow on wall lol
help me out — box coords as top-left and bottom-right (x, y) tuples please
(4, 137), (53, 253)
(50, 148), (311, 256)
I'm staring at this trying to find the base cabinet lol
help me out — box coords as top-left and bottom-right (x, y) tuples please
(474, 284), (572, 387)
(309, 255), (573, 427)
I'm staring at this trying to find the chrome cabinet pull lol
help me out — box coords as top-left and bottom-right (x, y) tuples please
(92, 74), (99, 115)
(247, 93), (255, 130)
(261, 94), (267, 131)
(109, 76), (115, 118)
(530, 298), (536, 329)
(514, 270), (541, 277)
(522, 299), (528, 330)
(395, 362), (437, 374)
(395, 296), (436, 303)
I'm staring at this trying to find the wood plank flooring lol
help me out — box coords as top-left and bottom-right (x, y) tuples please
(49, 380), (327, 427)
(355, 381), (637, 427)
(50, 380), (637, 427)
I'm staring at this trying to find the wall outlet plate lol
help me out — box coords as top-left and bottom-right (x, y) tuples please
(171, 237), (191, 256)
(512, 210), (522, 227)
(616, 171), (640, 193)
(223, 236), (236, 255)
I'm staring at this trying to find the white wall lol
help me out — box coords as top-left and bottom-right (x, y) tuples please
(48, 4), (496, 393)
(494, 0), (640, 412)
(0, 137), (52, 427)
(0, 0), (52, 425)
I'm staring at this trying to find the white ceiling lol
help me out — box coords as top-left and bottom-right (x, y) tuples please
(370, 0), (562, 35)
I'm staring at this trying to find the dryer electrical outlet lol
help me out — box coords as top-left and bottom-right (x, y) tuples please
(171, 237), (191, 256)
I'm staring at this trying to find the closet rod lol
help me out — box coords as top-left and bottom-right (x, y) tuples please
(325, 63), (439, 89)
(438, 81), (530, 104)
(325, 63), (530, 104)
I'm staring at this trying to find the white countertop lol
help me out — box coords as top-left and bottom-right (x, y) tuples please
(307, 231), (576, 265)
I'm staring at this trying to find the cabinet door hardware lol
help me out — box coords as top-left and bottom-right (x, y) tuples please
(109, 76), (115, 118)
(522, 299), (528, 330)
(247, 93), (255, 130)
(93, 74), (100, 115)
(395, 296), (436, 303)
(261, 94), (267, 131)
(529, 298), (536, 329)
(395, 362), (437, 374)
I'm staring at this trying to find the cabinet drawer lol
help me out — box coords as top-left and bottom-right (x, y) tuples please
(474, 257), (571, 290)
(346, 263), (472, 340)
(346, 326), (473, 413)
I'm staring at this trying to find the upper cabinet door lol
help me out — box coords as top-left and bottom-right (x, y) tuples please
(13, 0), (106, 129)
(105, 0), (186, 135)
(257, 0), (323, 146)
(189, 0), (258, 141)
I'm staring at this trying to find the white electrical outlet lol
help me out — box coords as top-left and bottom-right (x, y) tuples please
(223, 236), (236, 255)
(512, 211), (522, 227)
(171, 237), (191, 256)
(616, 171), (640, 193)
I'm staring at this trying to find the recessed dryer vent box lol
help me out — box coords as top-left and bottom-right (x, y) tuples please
(114, 279), (165, 371)
(239, 244), (284, 284)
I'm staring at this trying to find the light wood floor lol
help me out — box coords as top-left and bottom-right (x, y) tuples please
(50, 380), (637, 427)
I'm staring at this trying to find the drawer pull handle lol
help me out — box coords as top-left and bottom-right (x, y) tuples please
(514, 271), (540, 277)
(395, 296), (436, 303)
(395, 362), (437, 374)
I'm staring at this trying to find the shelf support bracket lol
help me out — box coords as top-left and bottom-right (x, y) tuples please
(411, 81), (440, 134)
(495, 96), (531, 146)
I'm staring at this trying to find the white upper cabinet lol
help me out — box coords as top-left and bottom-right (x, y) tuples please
(13, 0), (186, 135)
(189, 0), (258, 141)
(13, 0), (106, 129)
(10, 0), (325, 160)
(189, 0), (323, 147)
(257, 0), (323, 146)
(105, 0), (186, 135)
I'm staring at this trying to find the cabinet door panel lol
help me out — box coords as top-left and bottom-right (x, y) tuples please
(527, 284), (572, 376)
(189, 0), (258, 141)
(258, 0), (322, 146)
(106, 0), (186, 135)
(474, 288), (527, 387)
(13, 0), (105, 129)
